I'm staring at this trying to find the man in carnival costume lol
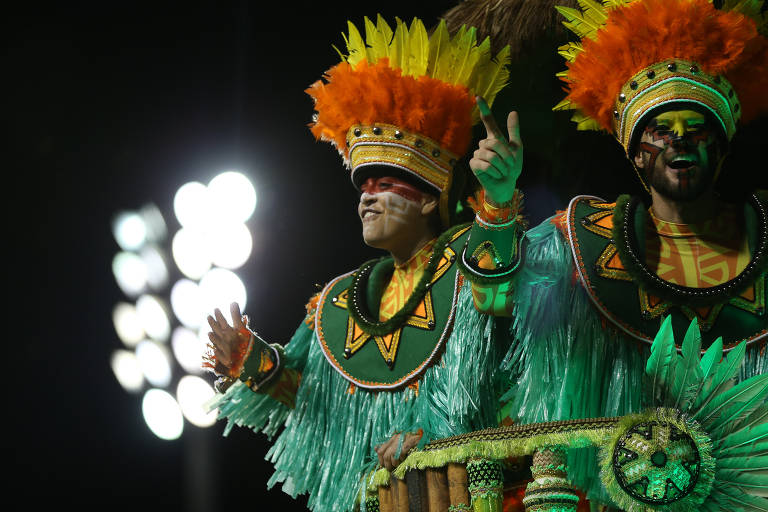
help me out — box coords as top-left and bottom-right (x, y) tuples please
(458, 0), (768, 506)
(204, 15), (516, 512)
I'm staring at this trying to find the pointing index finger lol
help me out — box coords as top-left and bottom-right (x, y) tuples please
(477, 96), (503, 140)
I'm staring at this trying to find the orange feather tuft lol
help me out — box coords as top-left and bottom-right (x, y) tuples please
(562, 0), (768, 131)
(306, 59), (475, 158)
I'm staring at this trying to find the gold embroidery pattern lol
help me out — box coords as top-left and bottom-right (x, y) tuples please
(432, 247), (456, 284)
(596, 243), (633, 282)
(344, 316), (373, 356)
(581, 209), (615, 239)
(637, 288), (671, 319)
(334, 288), (436, 365)
(678, 303), (726, 332)
(374, 329), (403, 366)
(405, 290), (436, 330)
(729, 274), (765, 315)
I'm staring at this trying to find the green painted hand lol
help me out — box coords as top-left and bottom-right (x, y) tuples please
(469, 96), (523, 206)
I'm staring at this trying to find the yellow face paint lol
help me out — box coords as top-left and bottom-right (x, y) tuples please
(652, 110), (707, 137)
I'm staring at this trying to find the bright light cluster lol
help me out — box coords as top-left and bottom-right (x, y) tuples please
(110, 171), (256, 440)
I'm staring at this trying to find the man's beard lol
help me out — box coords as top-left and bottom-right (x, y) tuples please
(644, 141), (720, 201)
(647, 164), (716, 201)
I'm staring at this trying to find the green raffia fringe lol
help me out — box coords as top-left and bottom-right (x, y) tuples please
(368, 468), (391, 491)
(599, 408), (715, 512)
(392, 426), (614, 479)
(501, 215), (648, 505)
(204, 321), (313, 438)
(210, 282), (506, 512)
(500, 210), (765, 503)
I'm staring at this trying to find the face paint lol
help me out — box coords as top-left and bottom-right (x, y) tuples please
(636, 109), (721, 201)
(357, 177), (431, 249)
(359, 177), (425, 203)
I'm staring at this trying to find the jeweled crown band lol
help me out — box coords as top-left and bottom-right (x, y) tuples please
(347, 124), (458, 194)
(615, 60), (740, 155)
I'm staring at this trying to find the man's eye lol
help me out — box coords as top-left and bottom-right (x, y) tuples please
(379, 182), (392, 189)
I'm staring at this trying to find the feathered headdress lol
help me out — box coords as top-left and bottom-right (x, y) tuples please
(554, 0), (768, 156)
(306, 15), (510, 227)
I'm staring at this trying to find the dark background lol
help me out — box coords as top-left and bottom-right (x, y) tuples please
(11, 1), (765, 510)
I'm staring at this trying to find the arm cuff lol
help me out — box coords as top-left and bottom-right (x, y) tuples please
(239, 338), (284, 392)
(458, 217), (526, 285)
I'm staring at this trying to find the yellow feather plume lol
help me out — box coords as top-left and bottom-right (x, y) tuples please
(407, 18), (429, 77)
(345, 21), (367, 68)
(338, 15), (510, 121)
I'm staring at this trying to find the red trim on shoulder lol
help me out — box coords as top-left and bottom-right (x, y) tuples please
(551, 210), (568, 236)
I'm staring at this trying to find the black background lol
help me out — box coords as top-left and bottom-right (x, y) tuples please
(11, 1), (765, 510)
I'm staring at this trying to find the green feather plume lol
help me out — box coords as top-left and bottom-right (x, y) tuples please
(670, 319), (704, 410)
(645, 315), (677, 405)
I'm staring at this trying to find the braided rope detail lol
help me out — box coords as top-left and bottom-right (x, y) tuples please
(424, 417), (622, 450)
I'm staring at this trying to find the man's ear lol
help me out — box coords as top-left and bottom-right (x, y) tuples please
(420, 195), (439, 216)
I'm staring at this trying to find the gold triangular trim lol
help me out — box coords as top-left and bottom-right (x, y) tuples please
(596, 243), (633, 282)
(431, 246), (456, 284)
(405, 289), (436, 330)
(729, 274), (765, 315)
(374, 328), (403, 366)
(345, 316), (372, 356)
(332, 289), (349, 309)
(581, 210), (614, 239)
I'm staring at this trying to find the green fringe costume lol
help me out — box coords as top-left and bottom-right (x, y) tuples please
(389, 315), (768, 512)
(208, 225), (513, 511)
(460, 192), (768, 506)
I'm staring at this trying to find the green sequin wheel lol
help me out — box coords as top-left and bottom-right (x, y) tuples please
(600, 410), (715, 512)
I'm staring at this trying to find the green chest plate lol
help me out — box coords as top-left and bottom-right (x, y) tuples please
(565, 195), (767, 351)
(315, 226), (470, 389)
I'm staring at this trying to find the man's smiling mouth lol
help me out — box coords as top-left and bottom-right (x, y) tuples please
(668, 157), (695, 170)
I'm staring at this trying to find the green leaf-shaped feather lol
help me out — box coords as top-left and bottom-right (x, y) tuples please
(711, 479), (768, 510)
(717, 455), (768, 472)
(671, 318), (704, 410)
(694, 340), (746, 414)
(645, 315), (676, 406)
(694, 373), (768, 427)
(716, 470), (768, 497)
(718, 422), (768, 453)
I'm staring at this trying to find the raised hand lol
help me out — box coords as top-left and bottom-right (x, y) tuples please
(469, 96), (523, 205)
(374, 430), (423, 471)
(207, 302), (249, 375)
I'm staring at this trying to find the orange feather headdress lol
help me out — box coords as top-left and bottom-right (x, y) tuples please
(554, 0), (768, 156)
(306, 15), (510, 227)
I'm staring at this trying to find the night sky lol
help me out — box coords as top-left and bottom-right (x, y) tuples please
(12, 1), (766, 510)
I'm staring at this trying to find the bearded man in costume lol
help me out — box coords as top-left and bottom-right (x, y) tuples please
(204, 16), (517, 512)
(457, 0), (768, 506)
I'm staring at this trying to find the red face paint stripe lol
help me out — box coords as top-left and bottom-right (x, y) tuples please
(639, 141), (663, 172)
(359, 177), (425, 202)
